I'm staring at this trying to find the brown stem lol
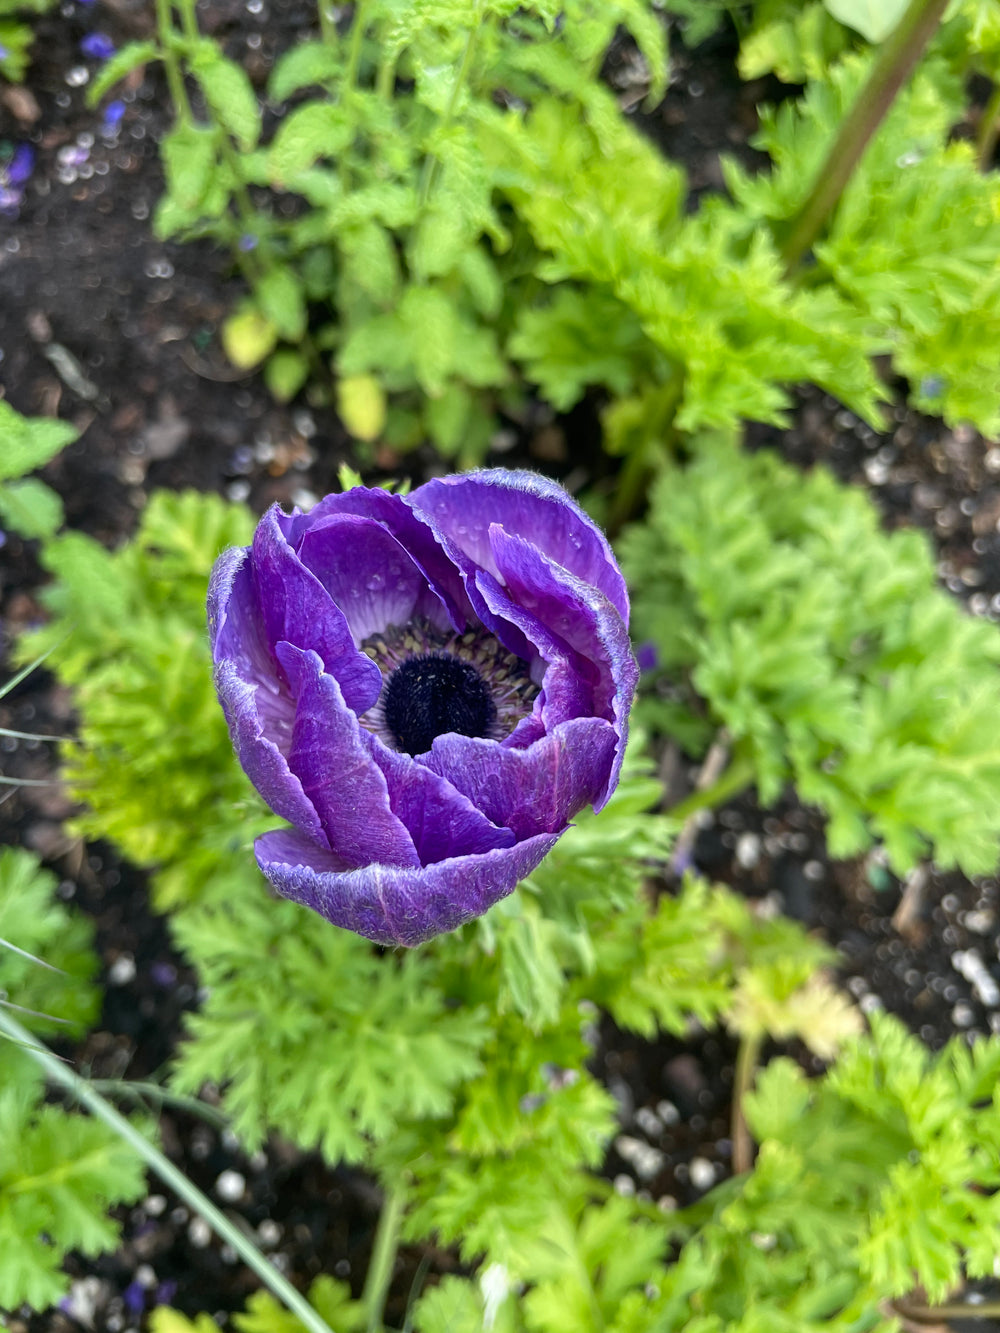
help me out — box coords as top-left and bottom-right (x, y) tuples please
(780, 0), (950, 275)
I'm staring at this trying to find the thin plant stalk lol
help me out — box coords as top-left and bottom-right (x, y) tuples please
(0, 641), (64, 700)
(665, 752), (757, 826)
(780, 0), (950, 275)
(731, 1031), (762, 1175)
(0, 1006), (337, 1333)
(317, 0), (337, 44)
(153, 0), (193, 122)
(89, 1079), (231, 1130)
(362, 1182), (407, 1333)
(417, 2), (486, 210)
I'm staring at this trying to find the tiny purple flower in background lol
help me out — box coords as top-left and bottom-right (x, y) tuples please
(0, 44), (9, 62)
(0, 144), (34, 216)
(101, 99), (126, 133)
(636, 639), (658, 673)
(238, 232), (259, 252)
(80, 32), (115, 59)
(208, 470), (637, 947)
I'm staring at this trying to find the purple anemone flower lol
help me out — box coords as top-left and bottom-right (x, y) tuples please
(208, 469), (637, 947)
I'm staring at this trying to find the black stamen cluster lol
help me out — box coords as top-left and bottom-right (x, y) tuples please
(383, 653), (497, 756)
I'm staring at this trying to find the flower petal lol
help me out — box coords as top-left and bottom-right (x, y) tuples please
(215, 659), (327, 846)
(252, 506), (382, 713)
(255, 826), (562, 947)
(426, 717), (618, 839)
(297, 513), (449, 642)
(209, 545), (299, 760)
(282, 487), (472, 629)
(275, 643), (420, 869)
(408, 469), (630, 623)
(489, 528), (637, 804)
(367, 742), (515, 863)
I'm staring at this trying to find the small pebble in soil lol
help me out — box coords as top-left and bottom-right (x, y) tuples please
(689, 1157), (717, 1192)
(108, 953), (136, 985)
(951, 949), (1000, 1007)
(951, 1001), (976, 1028)
(188, 1216), (212, 1248)
(215, 1169), (246, 1202)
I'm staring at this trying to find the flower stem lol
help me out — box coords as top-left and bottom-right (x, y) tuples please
(895, 1298), (1000, 1320)
(0, 1007), (336, 1333)
(780, 0), (949, 275)
(417, 3), (485, 211)
(665, 750), (757, 826)
(362, 1182), (407, 1333)
(317, 0), (337, 45)
(731, 1031), (762, 1175)
(154, 0), (193, 122)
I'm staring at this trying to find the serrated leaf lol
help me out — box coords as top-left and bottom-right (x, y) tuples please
(268, 101), (353, 183)
(0, 401), (76, 481)
(189, 41), (261, 149)
(267, 39), (342, 101)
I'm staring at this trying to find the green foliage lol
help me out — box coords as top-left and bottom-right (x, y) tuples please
(0, 400), (75, 539)
(0, 1074), (147, 1311)
(19, 489), (264, 870)
(622, 434), (1000, 875)
(91, 0), (670, 463)
(170, 892), (489, 1162)
(661, 1013), (1000, 1328)
(0, 0), (55, 82)
(149, 1278), (364, 1332)
(727, 54), (1000, 434)
(0, 847), (99, 1034)
(498, 95), (885, 444)
(0, 851), (146, 1313)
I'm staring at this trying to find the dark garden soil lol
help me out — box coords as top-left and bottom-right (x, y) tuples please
(3, 6), (1000, 1330)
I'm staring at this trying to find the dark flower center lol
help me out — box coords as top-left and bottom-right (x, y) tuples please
(382, 653), (497, 756)
(359, 619), (540, 755)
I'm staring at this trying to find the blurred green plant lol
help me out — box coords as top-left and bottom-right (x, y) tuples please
(0, 0), (55, 82)
(622, 432), (1000, 876)
(0, 400), (75, 539)
(85, 0), (1000, 475)
(0, 848), (147, 1311)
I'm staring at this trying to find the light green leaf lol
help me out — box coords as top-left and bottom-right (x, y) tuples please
(267, 102), (353, 183)
(189, 41), (261, 149)
(0, 401), (76, 481)
(267, 39), (341, 101)
(221, 305), (278, 370)
(824, 0), (910, 41)
(0, 478), (64, 539)
(256, 266), (307, 342)
(86, 39), (160, 104)
(264, 349), (310, 403)
(160, 122), (218, 211)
